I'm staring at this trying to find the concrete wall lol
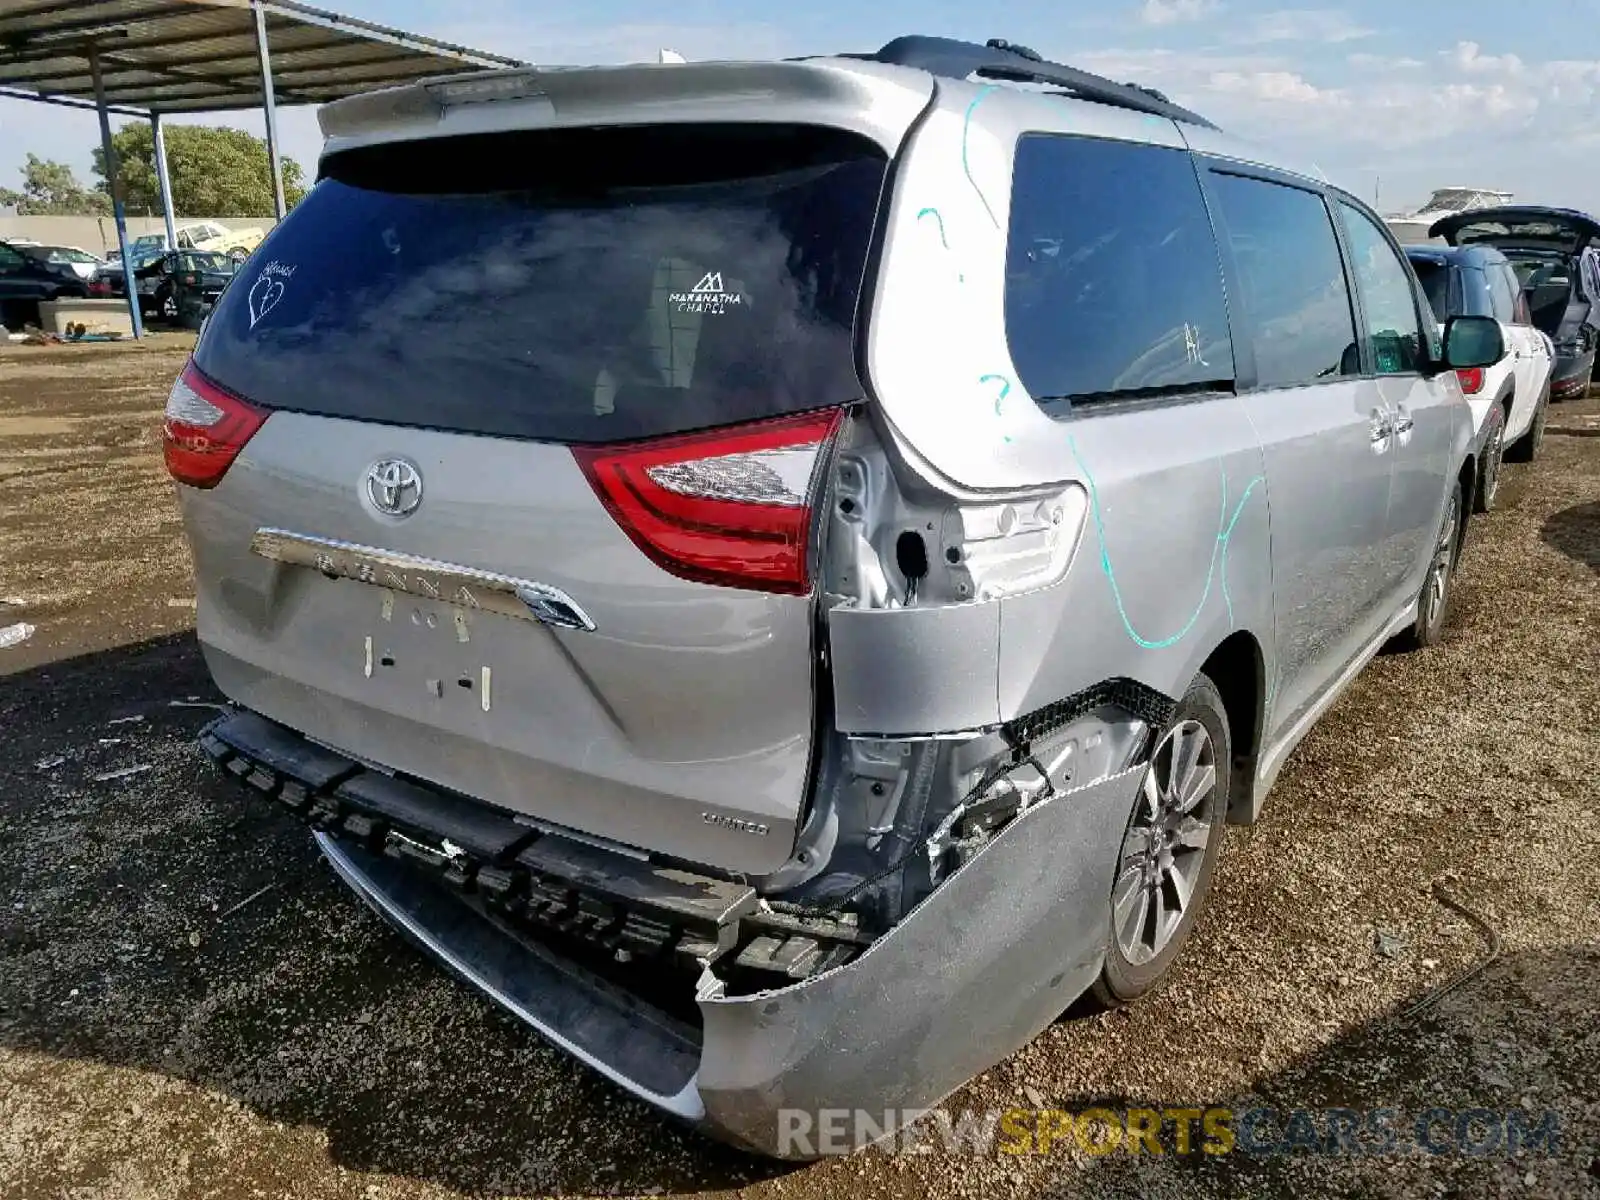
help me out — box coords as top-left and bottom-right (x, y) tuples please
(0, 215), (280, 257)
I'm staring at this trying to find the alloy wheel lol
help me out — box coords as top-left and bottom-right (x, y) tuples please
(1111, 720), (1217, 966)
(1421, 491), (1460, 634)
(1481, 417), (1503, 507)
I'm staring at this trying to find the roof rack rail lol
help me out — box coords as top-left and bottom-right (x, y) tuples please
(845, 35), (1217, 130)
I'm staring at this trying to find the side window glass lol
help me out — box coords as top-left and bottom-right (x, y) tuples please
(1485, 264), (1517, 324)
(1506, 267), (1534, 325)
(1207, 172), (1360, 388)
(1003, 135), (1234, 410)
(1337, 200), (1424, 375)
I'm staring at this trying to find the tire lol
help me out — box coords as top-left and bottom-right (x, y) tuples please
(1473, 402), (1506, 513)
(1395, 478), (1463, 652)
(1503, 383), (1547, 464)
(1087, 672), (1231, 1009)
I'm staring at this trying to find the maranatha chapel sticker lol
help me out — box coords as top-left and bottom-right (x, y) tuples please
(670, 271), (744, 315)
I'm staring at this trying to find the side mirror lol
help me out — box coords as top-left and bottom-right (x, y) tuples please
(1440, 314), (1504, 370)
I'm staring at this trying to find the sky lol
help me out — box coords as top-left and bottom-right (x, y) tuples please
(2, 0), (1599, 215)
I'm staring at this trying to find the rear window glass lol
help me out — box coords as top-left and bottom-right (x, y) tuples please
(1003, 134), (1233, 410)
(194, 124), (886, 443)
(1410, 259), (1453, 319)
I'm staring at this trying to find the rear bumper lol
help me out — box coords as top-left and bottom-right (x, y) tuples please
(1551, 350), (1594, 398)
(203, 708), (1141, 1159)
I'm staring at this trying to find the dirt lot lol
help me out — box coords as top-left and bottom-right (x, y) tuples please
(1, 345), (1596, 1200)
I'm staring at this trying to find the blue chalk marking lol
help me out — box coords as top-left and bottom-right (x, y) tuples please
(962, 85), (1002, 229)
(979, 373), (1013, 442)
(916, 206), (949, 249)
(916, 205), (964, 282)
(1068, 435), (1264, 650)
(1218, 474), (1266, 627)
(979, 372), (1011, 414)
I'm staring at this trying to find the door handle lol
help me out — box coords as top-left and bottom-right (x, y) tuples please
(1369, 408), (1392, 447)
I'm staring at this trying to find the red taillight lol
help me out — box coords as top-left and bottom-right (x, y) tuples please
(162, 361), (267, 489)
(573, 408), (845, 594)
(87, 280), (111, 297)
(1455, 367), (1485, 394)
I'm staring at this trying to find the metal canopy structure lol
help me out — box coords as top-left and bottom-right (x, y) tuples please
(0, 0), (525, 335)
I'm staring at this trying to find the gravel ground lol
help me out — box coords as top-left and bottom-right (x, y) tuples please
(1, 347), (1596, 1200)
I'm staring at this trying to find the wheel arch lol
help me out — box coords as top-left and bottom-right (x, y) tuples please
(1455, 454), (1476, 554)
(1198, 630), (1265, 826)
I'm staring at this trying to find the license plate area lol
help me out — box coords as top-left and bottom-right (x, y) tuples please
(364, 590), (499, 715)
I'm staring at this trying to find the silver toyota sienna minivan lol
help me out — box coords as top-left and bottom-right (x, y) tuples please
(170, 36), (1504, 1159)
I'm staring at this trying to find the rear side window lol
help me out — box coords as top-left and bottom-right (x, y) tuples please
(1206, 172), (1359, 389)
(1449, 266), (1495, 319)
(1410, 259), (1454, 320)
(1003, 135), (1233, 409)
(1484, 263), (1519, 323)
(194, 124), (887, 444)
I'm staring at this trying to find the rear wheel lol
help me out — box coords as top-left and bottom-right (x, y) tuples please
(1473, 402), (1506, 513)
(1504, 384), (1547, 464)
(1088, 673), (1230, 1009)
(1395, 479), (1462, 651)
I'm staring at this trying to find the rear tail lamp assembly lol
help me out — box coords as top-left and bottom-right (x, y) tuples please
(574, 408), (845, 595)
(162, 360), (267, 489)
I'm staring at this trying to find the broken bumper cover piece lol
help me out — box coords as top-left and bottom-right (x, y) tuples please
(201, 708), (1144, 1159)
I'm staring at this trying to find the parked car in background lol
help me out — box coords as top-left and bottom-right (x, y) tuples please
(1430, 206), (1600, 400)
(171, 37), (1504, 1159)
(100, 248), (238, 320)
(147, 250), (237, 322)
(1407, 244), (1552, 510)
(0, 237), (96, 328)
(96, 247), (171, 310)
(128, 220), (266, 263)
(13, 243), (105, 281)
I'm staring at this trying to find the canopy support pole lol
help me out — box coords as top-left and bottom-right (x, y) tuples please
(88, 46), (143, 340)
(253, 0), (286, 219)
(152, 111), (178, 250)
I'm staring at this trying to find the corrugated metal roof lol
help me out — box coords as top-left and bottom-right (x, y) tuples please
(0, 0), (527, 114)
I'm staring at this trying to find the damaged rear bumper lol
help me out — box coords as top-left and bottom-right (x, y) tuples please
(202, 709), (1143, 1159)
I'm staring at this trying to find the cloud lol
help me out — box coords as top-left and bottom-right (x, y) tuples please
(1137, 0), (1219, 28)
(1346, 53), (1424, 70)
(1448, 41), (1525, 76)
(1208, 69), (1345, 106)
(1235, 9), (1374, 45)
(424, 12), (787, 65)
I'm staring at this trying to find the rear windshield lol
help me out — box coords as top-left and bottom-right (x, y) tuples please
(194, 124), (886, 443)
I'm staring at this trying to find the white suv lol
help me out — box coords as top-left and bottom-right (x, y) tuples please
(1408, 244), (1553, 511)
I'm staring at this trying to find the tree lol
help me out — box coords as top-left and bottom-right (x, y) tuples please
(92, 123), (305, 217)
(0, 154), (111, 215)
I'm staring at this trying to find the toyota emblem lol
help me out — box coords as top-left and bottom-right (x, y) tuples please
(364, 458), (423, 517)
